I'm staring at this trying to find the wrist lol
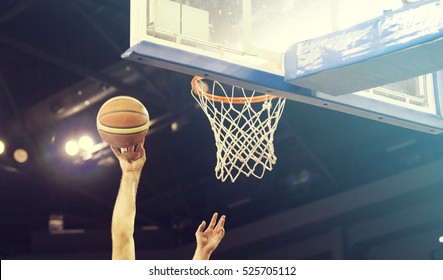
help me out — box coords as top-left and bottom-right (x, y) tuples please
(193, 247), (213, 260)
(121, 171), (141, 182)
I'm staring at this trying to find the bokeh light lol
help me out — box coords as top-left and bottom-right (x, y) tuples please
(14, 148), (28, 163)
(0, 140), (5, 156)
(78, 135), (94, 152)
(171, 121), (179, 132)
(65, 140), (80, 156)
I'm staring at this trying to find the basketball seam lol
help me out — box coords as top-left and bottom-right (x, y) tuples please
(99, 124), (148, 129)
(99, 96), (146, 109)
(98, 110), (148, 118)
(98, 130), (147, 136)
(97, 122), (149, 134)
(106, 96), (144, 104)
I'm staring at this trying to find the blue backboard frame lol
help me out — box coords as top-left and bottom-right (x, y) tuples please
(122, 41), (443, 134)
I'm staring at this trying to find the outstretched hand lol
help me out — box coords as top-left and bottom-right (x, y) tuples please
(193, 212), (226, 260)
(110, 140), (146, 174)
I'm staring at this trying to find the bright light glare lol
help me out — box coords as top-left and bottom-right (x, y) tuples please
(171, 121), (179, 132)
(14, 148), (28, 163)
(78, 135), (94, 151)
(0, 140), (4, 155)
(65, 140), (80, 156)
(439, 236), (443, 243)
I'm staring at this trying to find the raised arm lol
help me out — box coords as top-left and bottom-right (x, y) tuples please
(193, 212), (226, 260)
(111, 142), (146, 260)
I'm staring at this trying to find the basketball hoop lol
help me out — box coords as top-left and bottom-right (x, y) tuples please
(191, 76), (286, 183)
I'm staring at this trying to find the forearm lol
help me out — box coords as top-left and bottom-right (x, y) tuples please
(112, 175), (138, 236)
(111, 171), (140, 259)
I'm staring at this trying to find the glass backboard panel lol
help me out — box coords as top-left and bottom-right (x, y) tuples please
(356, 74), (436, 114)
(135, 0), (406, 75)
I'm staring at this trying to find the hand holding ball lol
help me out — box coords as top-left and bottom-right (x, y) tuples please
(97, 96), (149, 162)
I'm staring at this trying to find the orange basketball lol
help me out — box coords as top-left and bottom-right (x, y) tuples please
(96, 96), (150, 148)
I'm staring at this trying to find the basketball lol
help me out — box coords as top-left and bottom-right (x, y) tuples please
(96, 96), (150, 148)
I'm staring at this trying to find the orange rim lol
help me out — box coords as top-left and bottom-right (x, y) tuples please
(191, 76), (278, 104)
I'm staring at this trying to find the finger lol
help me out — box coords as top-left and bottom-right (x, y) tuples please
(213, 228), (225, 243)
(196, 220), (206, 234)
(206, 212), (218, 231)
(141, 148), (146, 161)
(218, 227), (225, 238)
(124, 152), (137, 163)
(139, 138), (145, 148)
(215, 215), (226, 230)
(135, 141), (146, 158)
(139, 144), (146, 160)
(134, 139), (145, 152)
(110, 145), (122, 158)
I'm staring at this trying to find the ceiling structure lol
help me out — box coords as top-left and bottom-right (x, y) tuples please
(1, 0), (443, 259)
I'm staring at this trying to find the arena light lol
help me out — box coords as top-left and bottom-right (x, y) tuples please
(63, 134), (104, 162)
(13, 148), (28, 163)
(170, 121), (179, 132)
(78, 135), (94, 152)
(65, 140), (80, 156)
(0, 140), (5, 156)
(439, 236), (443, 243)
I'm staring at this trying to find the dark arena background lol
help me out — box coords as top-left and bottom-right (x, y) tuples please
(0, 0), (443, 260)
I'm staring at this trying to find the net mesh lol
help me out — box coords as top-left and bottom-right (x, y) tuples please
(191, 77), (286, 183)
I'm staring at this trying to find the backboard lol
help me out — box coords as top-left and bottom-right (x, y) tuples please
(123, 0), (443, 134)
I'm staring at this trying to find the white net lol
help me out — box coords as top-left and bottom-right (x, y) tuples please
(191, 77), (286, 183)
